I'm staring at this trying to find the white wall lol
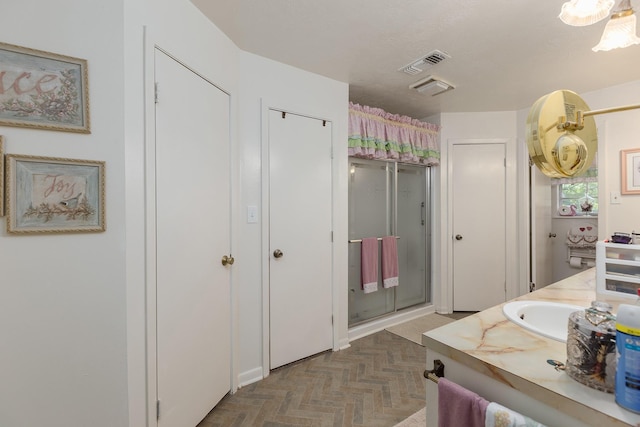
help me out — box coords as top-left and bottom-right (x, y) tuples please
(236, 52), (349, 385)
(123, 1), (240, 426)
(583, 81), (640, 239)
(0, 1), (128, 426)
(436, 112), (521, 311)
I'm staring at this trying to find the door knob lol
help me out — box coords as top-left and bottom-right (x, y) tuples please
(455, 234), (463, 241)
(273, 249), (283, 258)
(549, 233), (557, 238)
(221, 255), (235, 266)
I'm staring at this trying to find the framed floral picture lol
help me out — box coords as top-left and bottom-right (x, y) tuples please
(0, 42), (90, 133)
(0, 136), (4, 216)
(5, 155), (105, 233)
(621, 148), (640, 195)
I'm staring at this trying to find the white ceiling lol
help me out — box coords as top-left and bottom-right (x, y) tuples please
(192, 0), (640, 120)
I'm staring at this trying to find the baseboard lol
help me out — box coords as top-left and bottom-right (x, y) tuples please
(347, 305), (435, 342)
(237, 367), (263, 388)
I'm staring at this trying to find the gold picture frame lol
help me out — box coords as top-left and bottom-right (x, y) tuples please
(6, 154), (105, 233)
(0, 136), (4, 216)
(621, 148), (640, 195)
(0, 42), (90, 133)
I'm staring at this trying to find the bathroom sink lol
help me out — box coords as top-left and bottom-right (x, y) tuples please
(502, 301), (585, 342)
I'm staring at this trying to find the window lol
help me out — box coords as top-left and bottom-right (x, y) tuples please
(557, 182), (598, 215)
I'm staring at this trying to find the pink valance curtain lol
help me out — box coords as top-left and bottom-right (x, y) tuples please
(348, 102), (441, 165)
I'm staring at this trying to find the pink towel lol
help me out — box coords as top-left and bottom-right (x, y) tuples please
(361, 238), (378, 293)
(437, 378), (489, 427)
(381, 236), (398, 288)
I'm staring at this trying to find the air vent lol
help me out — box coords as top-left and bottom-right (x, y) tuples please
(398, 49), (451, 75)
(409, 75), (454, 96)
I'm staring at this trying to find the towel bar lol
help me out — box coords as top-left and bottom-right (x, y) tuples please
(423, 359), (445, 383)
(348, 236), (400, 243)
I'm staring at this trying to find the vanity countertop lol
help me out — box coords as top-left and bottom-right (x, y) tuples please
(422, 268), (640, 426)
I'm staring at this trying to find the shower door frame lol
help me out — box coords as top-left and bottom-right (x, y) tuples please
(347, 158), (432, 328)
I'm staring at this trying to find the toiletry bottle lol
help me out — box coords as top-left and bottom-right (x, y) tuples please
(615, 289), (640, 413)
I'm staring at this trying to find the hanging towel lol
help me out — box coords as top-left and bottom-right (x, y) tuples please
(361, 238), (379, 294)
(382, 236), (399, 288)
(438, 378), (489, 427)
(484, 402), (546, 427)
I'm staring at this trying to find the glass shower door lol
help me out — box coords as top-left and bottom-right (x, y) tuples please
(348, 161), (394, 324)
(396, 164), (429, 310)
(348, 159), (430, 327)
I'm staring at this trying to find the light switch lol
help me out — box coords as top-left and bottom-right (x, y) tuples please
(611, 191), (622, 205)
(247, 205), (258, 223)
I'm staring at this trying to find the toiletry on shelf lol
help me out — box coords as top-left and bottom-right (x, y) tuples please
(596, 241), (640, 300)
(566, 301), (617, 393)
(615, 290), (640, 413)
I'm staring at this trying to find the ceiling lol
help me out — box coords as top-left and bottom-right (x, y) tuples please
(192, 0), (640, 120)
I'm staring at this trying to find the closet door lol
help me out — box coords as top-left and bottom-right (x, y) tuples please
(268, 110), (333, 369)
(154, 50), (231, 427)
(452, 142), (506, 310)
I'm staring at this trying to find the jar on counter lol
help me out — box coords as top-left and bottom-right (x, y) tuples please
(566, 301), (617, 393)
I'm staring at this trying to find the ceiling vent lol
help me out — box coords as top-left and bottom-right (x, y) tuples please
(399, 49), (451, 75)
(409, 75), (455, 96)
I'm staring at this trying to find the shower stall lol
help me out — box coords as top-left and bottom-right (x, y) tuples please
(348, 158), (432, 327)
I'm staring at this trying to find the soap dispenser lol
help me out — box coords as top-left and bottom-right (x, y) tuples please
(566, 301), (617, 393)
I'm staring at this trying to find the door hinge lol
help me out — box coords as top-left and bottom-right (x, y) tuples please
(331, 231), (333, 242)
(154, 82), (159, 104)
(156, 400), (160, 420)
(504, 158), (506, 167)
(331, 315), (334, 325)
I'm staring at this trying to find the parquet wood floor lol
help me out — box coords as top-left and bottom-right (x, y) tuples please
(198, 330), (426, 427)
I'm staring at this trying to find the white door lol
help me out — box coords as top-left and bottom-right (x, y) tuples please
(531, 164), (553, 289)
(154, 50), (231, 426)
(452, 143), (506, 311)
(268, 110), (333, 369)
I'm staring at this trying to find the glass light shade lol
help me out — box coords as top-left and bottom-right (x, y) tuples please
(552, 133), (589, 176)
(593, 12), (640, 51)
(559, 0), (615, 26)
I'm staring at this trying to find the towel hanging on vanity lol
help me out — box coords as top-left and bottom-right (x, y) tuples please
(361, 238), (378, 293)
(437, 378), (488, 427)
(485, 402), (546, 427)
(381, 236), (399, 288)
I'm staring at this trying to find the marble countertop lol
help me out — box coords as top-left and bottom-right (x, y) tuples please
(422, 268), (640, 426)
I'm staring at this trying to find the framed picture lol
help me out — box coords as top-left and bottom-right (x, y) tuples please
(0, 136), (4, 216)
(5, 155), (105, 233)
(621, 148), (640, 195)
(0, 42), (90, 133)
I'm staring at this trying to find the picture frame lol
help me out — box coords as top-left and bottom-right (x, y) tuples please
(0, 42), (90, 133)
(0, 136), (4, 216)
(621, 148), (640, 195)
(5, 155), (105, 233)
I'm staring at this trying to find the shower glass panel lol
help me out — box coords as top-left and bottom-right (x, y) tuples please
(348, 159), (431, 327)
(396, 164), (429, 310)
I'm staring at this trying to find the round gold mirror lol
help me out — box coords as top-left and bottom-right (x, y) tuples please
(526, 90), (597, 178)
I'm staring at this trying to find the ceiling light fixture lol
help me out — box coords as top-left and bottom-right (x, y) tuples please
(592, 0), (640, 50)
(559, 0), (615, 26)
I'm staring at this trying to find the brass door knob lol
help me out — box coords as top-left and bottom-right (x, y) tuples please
(273, 249), (283, 258)
(221, 255), (235, 266)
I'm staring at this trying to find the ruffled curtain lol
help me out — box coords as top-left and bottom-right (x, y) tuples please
(348, 102), (441, 165)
